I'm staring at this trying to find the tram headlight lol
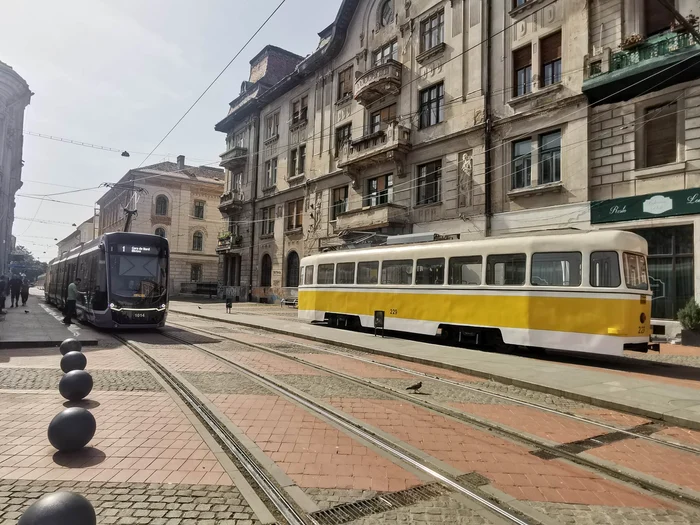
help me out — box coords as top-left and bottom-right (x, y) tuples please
(109, 302), (115, 309)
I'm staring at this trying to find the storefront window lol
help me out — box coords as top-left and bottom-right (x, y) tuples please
(633, 225), (694, 319)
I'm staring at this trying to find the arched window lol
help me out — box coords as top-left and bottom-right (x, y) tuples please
(155, 195), (169, 216)
(286, 251), (300, 287)
(192, 231), (203, 251)
(379, 0), (393, 27)
(261, 254), (272, 287)
(155, 227), (166, 238)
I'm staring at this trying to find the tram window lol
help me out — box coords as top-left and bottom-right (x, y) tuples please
(304, 265), (314, 285)
(486, 254), (526, 286)
(623, 252), (649, 290)
(358, 262), (379, 284)
(448, 256), (482, 285)
(336, 263), (356, 284)
(318, 264), (335, 285)
(381, 260), (413, 285)
(531, 252), (582, 286)
(416, 258), (445, 285)
(590, 251), (621, 287)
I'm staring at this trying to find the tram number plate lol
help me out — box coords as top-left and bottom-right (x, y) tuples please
(133, 313), (147, 319)
(389, 309), (398, 315)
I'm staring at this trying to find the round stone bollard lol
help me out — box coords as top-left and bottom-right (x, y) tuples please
(47, 407), (96, 453)
(59, 338), (82, 356)
(18, 491), (96, 525)
(58, 370), (93, 402)
(60, 351), (87, 373)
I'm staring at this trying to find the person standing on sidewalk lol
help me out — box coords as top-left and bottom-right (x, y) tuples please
(63, 277), (82, 325)
(0, 276), (6, 313)
(20, 278), (30, 307)
(8, 274), (22, 308)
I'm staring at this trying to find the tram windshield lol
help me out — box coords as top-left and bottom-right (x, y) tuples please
(109, 250), (168, 307)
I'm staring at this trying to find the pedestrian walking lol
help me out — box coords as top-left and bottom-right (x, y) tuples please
(20, 278), (30, 307)
(0, 275), (6, 313)
(225, 297), (233, 314)
(8, 274), (22, 308)
(63, 277), (82, 325)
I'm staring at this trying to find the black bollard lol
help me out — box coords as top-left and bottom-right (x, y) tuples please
(47, 408), (96, 453)
(59, 338), (81, 356)
(18, 491), (96, 525)
(60, 351), (87, 373)
(58, 370), (93, 402)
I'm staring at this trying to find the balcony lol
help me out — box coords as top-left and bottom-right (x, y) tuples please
(219, 146), (248, 170)
(583, 28), (700, 105)
(354, 60), (402, 107)
(335, 203), (408, 231)
(218, 190), (244, 212)
(337, 123), (412, 188)
(216, 233), (243, 253)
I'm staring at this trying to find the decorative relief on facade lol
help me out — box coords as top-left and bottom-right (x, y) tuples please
(458, 150), (474, 208)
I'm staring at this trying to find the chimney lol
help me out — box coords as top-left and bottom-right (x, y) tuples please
(177, 155), (185, 170)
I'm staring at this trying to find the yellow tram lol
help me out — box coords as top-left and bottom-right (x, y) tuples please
(298, 230), (653, 356)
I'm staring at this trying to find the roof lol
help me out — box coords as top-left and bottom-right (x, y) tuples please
(249, 45), (304, 66)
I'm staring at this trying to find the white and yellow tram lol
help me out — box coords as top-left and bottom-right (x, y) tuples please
(298, 230), (653, 356)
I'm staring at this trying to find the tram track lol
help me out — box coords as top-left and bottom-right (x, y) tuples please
(116, 330), (536, 525)
(166, 317), (700, 509)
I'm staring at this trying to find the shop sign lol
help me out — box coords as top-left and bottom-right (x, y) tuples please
(591, 188), (700, 224)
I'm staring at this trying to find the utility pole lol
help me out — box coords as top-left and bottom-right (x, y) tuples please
(656, 0), (700, 44)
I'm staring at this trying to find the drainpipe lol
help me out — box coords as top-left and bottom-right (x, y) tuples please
(249, 109), (261, 301)
(484, 0), (493, 237)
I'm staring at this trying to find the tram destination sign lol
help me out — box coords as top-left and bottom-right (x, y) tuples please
(118, 245), (158, 255)
(591, 188), (700, 224)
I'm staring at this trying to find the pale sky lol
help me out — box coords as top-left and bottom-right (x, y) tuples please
(2, 0), (342, 262)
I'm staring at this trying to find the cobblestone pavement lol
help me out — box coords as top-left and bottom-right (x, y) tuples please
(346, 494), (498, 524)
(183, 372), (272, 396)
(0, 346), (145, 370)
(0, 479), (260, 524)
(303, 487), (379, 511)
(626, 352), (700, 368)
(0, 367), (163, 391)
(527, 502), (700, 525)
(279, 374), (394, 401)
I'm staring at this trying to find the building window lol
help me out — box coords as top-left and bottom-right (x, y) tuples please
(265, 112), (280, 140)
(633, 225), (694, 319)
(370, 104), (397, 133)
(155, 228), (166, 238)
(231, 172), (243, 193)
(228, 131), (245, 150)
(192, 231), (204, 251)
(264, 158), (278, 188)
(540, 32), (561, 87)
(191, 264), (203, 282)
(420, 10), (445, 52)
(261, 206), (275, 236)
(364, 174), (393, 207)
(513, 45), (532, 97)
(194, 200), (205, 220)
(540, 131), (561, 184)
(292, 95), (308, 125)
(372, 40), (398, 66)
(286, 251), (300, 288)
(512, 139), (532, 189)
(289, 145), (306, 178)
(419, 83), (444, 129)
(261, 254), (272, 287)
(228, 217), (239, 236)
(155, 195), (168, 216)
(645, 0), (674, 37)
(338, 66), (353, 101)
(644, 103), (677, 167)
(380, 0), (393, 27)
(335, 124), (352, 156)
(331, 186), (349, 220)
(416, 161), (442, 206)
(286, 198), (304, 231)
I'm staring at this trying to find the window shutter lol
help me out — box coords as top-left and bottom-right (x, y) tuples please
(645, 103), (677, 167)
(644, 0), (675, 36)
(513, 45), (531, 70)
(540, 32), (561, 64)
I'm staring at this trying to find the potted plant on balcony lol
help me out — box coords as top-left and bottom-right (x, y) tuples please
(619, 33), (644, 50)
(678, 298), (700, 347)
(218, 231), (232, 241)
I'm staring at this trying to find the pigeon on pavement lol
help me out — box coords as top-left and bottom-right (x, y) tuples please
(24, 310), (29, 314)
(406, 381), (422, 393)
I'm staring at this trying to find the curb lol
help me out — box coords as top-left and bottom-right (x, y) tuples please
(0, 339), (99, 349)
(171, 308), (700, 431)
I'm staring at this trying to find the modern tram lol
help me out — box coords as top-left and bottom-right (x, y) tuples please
(298, 230), (654, 357)
(46, 232), (169, 329)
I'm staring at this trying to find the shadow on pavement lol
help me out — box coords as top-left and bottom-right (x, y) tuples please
(53, 447), (106, 468)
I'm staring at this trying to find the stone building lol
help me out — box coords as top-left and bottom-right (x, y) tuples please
(97, 156), (224, 296)
(0, 60), (31, 276)
(56, 216), (96, 257)
(582, 0), (700, 335)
